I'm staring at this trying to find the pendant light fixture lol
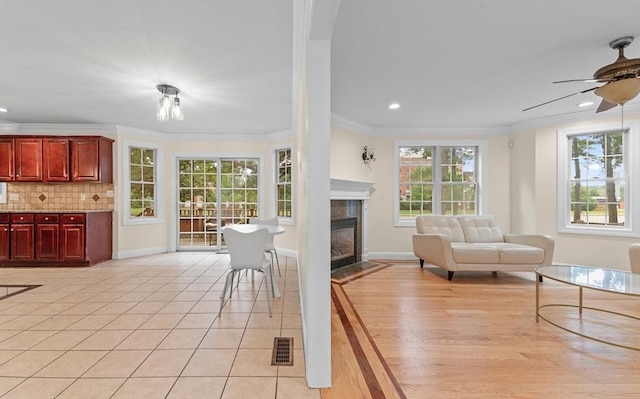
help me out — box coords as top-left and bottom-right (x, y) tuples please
(156, 84), (184, 121)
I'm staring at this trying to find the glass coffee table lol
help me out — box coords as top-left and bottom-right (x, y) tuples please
(535, 265), (640, 351)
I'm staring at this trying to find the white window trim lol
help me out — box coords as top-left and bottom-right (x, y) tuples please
(122, 140), (163, 226)
(557, 120), (639, 237)
(394, 139), (487, 227)
(271, 142), (295, 226)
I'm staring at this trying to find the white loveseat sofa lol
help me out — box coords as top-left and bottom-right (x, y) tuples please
(412, 215), (554, 281)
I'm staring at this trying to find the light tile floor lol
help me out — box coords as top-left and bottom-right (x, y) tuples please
(0, 252), (320, 399)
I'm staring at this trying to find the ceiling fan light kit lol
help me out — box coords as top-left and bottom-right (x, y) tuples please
(594, 78), (640, 106)
(524, 36), (640, 113)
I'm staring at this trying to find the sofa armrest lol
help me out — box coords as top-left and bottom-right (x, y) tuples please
(412, 234), (457, 270)
(504, 234), (555, 265)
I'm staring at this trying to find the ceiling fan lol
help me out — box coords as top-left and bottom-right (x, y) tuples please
(523, 36), (640, 113)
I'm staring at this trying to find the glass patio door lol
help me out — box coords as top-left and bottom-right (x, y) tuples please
(177, 158), (258, 249)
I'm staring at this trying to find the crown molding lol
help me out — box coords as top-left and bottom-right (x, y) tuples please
(331, 113), (372, 134)
(12, 123), (117, 136)
(508, 104), (640, 132)
(332, 101), (640, 137)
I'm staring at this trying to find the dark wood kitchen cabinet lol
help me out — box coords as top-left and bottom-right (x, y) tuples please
(0, 138), (43, 181)
(14, 139), (43, 181)
(10, 214), (34, 260)
(0, 135), (113, 183)
(43, 138), (70, 182)
(0, 214), (9, 260)
(70, 137), (113, 183)
(0, 139), (14, 181)
(0, 211), (112, 267)
(36, 214), (59, 260)
(60, 214), (85, 261)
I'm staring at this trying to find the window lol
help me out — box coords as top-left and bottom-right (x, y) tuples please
(395, 140), (486, 225)
(558, 122), (639, 236)
(124, 142), (162, 225)
(275, 147), (293, 220)
(130, 147), (156, 218)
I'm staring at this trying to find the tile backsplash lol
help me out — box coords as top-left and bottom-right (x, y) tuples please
(0, 183), (114, 211)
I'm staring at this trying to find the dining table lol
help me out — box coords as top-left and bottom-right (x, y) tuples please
(221, 223), (285, 297)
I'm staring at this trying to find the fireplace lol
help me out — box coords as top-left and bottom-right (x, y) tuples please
(329, 179), (374, 269)
(330, 199), (362, 269)
(331, 217), (357, 269)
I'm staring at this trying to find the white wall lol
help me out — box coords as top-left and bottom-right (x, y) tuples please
(330, 125), (374, 183)
(113, 126), (299, 258)
(511, 112), (640, 270)
(329, 127), (513, 257)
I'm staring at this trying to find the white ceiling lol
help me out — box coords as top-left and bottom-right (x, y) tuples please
(1, 0), (639, 135)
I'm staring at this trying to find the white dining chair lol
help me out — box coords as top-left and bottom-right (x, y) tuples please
(219, 227), (273, 317)
(249, 217), (281, 276)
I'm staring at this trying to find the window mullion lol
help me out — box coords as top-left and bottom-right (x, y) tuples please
(433, 146), (441, 215)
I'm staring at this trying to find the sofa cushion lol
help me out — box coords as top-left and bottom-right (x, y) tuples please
(459, 216), (504, 243)
(451, 243), (499, 264)
(480, 242), (545, 264)
(416, 216), (465, 242)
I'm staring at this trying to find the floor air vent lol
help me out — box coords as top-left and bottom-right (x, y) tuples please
(271, 337), (294, 366)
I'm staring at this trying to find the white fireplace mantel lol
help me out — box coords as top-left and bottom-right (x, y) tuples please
(330, 179), (374, 200)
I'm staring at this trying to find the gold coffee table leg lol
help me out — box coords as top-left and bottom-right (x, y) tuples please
(579, 286), (583, 314)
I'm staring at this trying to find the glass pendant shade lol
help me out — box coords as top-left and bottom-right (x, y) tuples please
(171, 96), (184, 120)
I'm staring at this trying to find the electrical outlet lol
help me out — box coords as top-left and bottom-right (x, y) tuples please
(80, 194), (86, 201)
(106, 190), (114, 198)
(9, 193), (19, 201)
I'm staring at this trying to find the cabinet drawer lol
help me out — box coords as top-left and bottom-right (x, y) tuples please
(61, 214), (85, 224)
(11, 214), (34, 224)
(36, 214), (59, 224)
(0, 214), (9, 224)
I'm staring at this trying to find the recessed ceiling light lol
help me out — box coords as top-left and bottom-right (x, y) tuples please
(388, 103), (400, 110)
(578, 101), (594, 107)
(0, 107), (8, 113)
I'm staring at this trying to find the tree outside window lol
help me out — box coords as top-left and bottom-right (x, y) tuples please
(130, 146), (156, 218)
(398, 145), (477, 219)
(569, 130), (625, 227)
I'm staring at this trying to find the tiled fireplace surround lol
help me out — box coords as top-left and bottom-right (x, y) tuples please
(0, 183), (114, 212)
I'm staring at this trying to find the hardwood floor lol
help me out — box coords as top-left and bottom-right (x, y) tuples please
(322, 261), (640, 399)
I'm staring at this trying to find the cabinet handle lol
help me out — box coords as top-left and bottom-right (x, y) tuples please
(45, 217), (49, 221)
(70, 217), (74, 221)
(19, 217), (23, 220)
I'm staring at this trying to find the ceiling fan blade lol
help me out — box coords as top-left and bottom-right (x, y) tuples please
(595, 98), (617, 113)
(522, 87), (599, 112)
(553, 78), (608, 84)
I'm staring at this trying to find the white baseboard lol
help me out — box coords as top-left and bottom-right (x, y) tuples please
(274, 247), (297, 259)
(368, 252), (417, 261)
(113, 246), (169, 259)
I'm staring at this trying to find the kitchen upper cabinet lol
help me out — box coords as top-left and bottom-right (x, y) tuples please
(0, 139), (14, 181)
(43, 138), (70, 182)
(0, 135), (113, 184)
(70, 137), (113, 183)
(15, 139), (43, 181)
